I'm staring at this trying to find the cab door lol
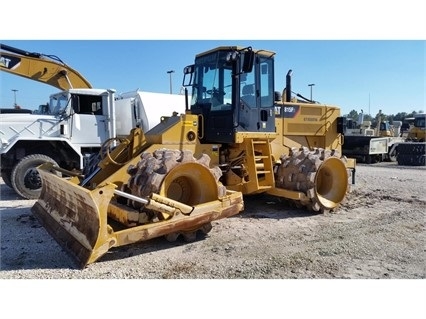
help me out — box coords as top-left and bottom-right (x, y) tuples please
(237, 57), (275, 134)
(68, 94), (109, 146)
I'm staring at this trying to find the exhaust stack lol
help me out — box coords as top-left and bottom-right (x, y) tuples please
(286, 69), (292, 102)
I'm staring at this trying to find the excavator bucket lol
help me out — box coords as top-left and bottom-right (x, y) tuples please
(32, 162), (244, 268)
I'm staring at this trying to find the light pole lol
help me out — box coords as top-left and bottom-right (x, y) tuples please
(11, 89), (18, 107)
(167, 70), (175, 94)
(308, 83), (315, 101)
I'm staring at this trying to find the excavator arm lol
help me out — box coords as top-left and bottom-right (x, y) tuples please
(0, 43), (92, 90)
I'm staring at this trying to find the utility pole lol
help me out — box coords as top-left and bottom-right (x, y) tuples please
(308, 83), (315, 101)
(368, 93), (371, 116)
(11, 89), (18, 108)
(167, 70), (175, 94)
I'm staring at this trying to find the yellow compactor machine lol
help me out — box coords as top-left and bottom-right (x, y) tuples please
(32, 45), (355, 268)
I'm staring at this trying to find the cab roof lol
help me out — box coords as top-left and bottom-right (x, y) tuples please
(196, 46), (276, 59)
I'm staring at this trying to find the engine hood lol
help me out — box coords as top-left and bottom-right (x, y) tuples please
(0, 113), (63, 152)
(0, 113), (57, 122)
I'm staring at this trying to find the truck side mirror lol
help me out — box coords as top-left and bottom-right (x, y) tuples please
(71, 95), (80, 113)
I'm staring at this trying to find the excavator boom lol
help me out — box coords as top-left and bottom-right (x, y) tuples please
(0, 43), (92, 90)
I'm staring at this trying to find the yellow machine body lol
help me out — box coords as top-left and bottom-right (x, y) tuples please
(31, 45), (355, 268)
(407, 113), (426, 142)
(32, 116), (244, 268)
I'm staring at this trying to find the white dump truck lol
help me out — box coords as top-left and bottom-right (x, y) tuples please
(1, 42), (187, 199)
(0, 88), (187, 199)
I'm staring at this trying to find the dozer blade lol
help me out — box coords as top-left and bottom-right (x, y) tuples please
(32, 163), (244, 268)
(31, 163), (118, 268)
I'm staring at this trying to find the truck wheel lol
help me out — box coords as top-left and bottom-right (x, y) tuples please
(1, 170), (13, 188)
(11, 154), (59, 199)
(387, 148), (398, 162)
(365, 155), (372, 164)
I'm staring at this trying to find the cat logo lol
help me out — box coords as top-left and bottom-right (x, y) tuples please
(0, 56), (11, 67)
(0, 55), (21, 70)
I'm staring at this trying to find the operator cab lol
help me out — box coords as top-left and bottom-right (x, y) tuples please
(183, 46), (276, 143)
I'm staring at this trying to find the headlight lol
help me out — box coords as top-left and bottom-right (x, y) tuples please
(0, 139), (8, 150)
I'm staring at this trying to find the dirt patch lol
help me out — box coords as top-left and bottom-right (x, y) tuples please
(1, 162), (425, 278)
(1, 162), (425, 317)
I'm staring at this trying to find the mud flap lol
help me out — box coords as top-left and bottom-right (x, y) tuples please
(31, 163), (117, 268)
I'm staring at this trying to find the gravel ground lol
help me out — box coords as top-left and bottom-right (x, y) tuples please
(1, 162), (425, 318)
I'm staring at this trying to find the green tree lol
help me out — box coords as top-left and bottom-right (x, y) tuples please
(393, 112), (408, 121)
(344, 109), (359, 121)
(363, 113), (373, 122)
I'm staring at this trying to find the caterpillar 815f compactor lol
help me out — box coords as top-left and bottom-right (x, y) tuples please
(32, 45), (355, 268)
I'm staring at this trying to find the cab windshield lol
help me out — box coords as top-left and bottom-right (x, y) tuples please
(414, 115), (425, 128)
(191, 49), (274, 110)
(191, 50), (233, 110)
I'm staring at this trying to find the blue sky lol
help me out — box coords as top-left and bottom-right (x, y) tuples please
(1, 40), (424, 117)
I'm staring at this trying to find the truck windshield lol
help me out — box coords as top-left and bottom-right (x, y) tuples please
(50, 93), (69, 115)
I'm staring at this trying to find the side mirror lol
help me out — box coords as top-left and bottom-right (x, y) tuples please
(71, 95), (80, 113)
(242, 49), (254, 73)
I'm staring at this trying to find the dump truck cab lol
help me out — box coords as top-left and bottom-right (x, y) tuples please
(184, 46), (276, 144)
